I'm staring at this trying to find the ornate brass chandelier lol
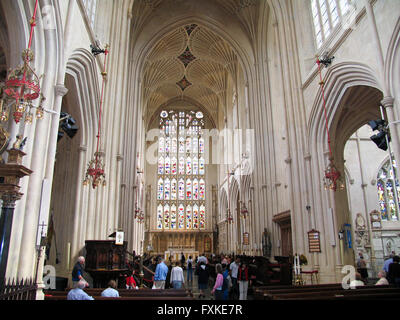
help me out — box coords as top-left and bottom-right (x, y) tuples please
(83, 44), (109, 189)
(240, 202), (249, 219)
(0, 0), (45, 124)
(316, 56), (345, 192)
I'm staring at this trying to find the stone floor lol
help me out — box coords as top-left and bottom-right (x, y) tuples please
(182, 269), (213, 300)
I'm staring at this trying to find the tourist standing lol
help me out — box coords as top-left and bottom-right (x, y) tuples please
(211, 263), (224, 300)
(72, 256), (87, 287)
(170, 261), (185, 289)
(180, 252), (186, 270)
(196, 261), (209, 298)
(388, 255), (400, 287)
(238, 262), (249, 300)
(154, 257), (169, 289)
(187, 255), (194, 283)
(222, 264), (231, 300)
(229, 257), (240, 299)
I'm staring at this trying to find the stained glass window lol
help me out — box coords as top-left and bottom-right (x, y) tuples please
(377, 159), (399, 221)
(157, 110), (206, 230)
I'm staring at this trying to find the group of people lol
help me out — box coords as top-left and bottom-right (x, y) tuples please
(210, 257), (250, 300)
(153, 253), (251, 300)
(354, 251), (400, 287)
(67, 256), (139, 300)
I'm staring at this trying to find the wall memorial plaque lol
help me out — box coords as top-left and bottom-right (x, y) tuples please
(243, 232), (249, 246)
(307, 229), (321, 253)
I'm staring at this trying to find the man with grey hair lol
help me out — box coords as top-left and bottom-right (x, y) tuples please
(72, 256), (86, 287)
(375, 270), (389, 286)
(67, 280), (94, 300)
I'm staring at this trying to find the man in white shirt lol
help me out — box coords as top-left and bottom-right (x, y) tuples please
(229, 257), (240, 299)
(170, 261), (185, 289)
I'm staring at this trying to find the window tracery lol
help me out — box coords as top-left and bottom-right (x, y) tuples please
(377, 158), (399, 221)
(311, 0), (351, 48)
(157, 110), (206, 230)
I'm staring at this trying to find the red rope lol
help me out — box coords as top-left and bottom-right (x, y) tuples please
(28, 0), (39, 50)
(95, 48), (109, 157)
(19, 0), (39, 99)
(317, 59), (333, 159)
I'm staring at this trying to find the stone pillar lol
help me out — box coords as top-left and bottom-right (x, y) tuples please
(381, 96), (400, 180)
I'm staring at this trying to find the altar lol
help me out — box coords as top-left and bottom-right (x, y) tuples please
(165, 246), (198, 263)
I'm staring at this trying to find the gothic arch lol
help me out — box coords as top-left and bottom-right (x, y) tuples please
(219, 188), (228, 222)
(385, 17), (400, 98)
(66, 48), (100, 146)
(309, 62), (382, 158)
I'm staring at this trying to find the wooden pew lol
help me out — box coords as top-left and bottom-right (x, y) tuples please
(45, 295), (194, 301)
(44, 288), (193, 300)
(266, 287), (400, 300)
(254, 283), (397, 300)
(253, 283), (343, 299)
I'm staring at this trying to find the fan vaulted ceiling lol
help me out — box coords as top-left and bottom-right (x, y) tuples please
(133, 0), (262, 125)
(143, 23), (238, 123)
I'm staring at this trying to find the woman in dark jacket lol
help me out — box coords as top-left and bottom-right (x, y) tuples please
(388, 255), (400, 287)
(196, 261), (209, 298)
(238, 262), (249, 300)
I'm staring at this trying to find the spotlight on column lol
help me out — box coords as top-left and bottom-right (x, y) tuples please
(59, 112), (79, 139)
(368, 119), (390, 151)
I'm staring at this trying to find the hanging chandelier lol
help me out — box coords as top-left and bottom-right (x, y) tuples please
(0, 0), (45, 124)
(240, 203), (249, 219)
(83, 44), (109, 189)
(226, 208), (234, 224)
(316, 56), (345, 192)
(134, 207), (144, 223)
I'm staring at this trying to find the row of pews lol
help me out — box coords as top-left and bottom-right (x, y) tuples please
(253, 283), (400, 300)
(44, 288), (194, 300)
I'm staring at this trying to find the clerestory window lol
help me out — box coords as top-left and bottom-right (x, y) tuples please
(311, 0), (352, 48)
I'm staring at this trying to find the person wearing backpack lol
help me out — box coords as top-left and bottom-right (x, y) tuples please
(211, 263), (224, 300)
(187, 255), (194, 283)
(222, 264), (231, 300)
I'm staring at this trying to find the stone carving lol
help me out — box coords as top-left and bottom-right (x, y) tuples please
(355, 213), (370, 247)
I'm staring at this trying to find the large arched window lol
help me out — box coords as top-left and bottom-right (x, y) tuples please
(311, 0), (351, 48)
(157, 110), (206, 230)
(377, 158), (399, 221)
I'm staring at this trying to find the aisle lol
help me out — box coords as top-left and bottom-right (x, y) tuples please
(183, 269), (213, 300)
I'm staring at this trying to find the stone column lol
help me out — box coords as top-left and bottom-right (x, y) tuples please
(381, 96), (400, 180)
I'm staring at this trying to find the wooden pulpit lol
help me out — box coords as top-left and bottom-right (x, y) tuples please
(84, 240), (129, 288)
